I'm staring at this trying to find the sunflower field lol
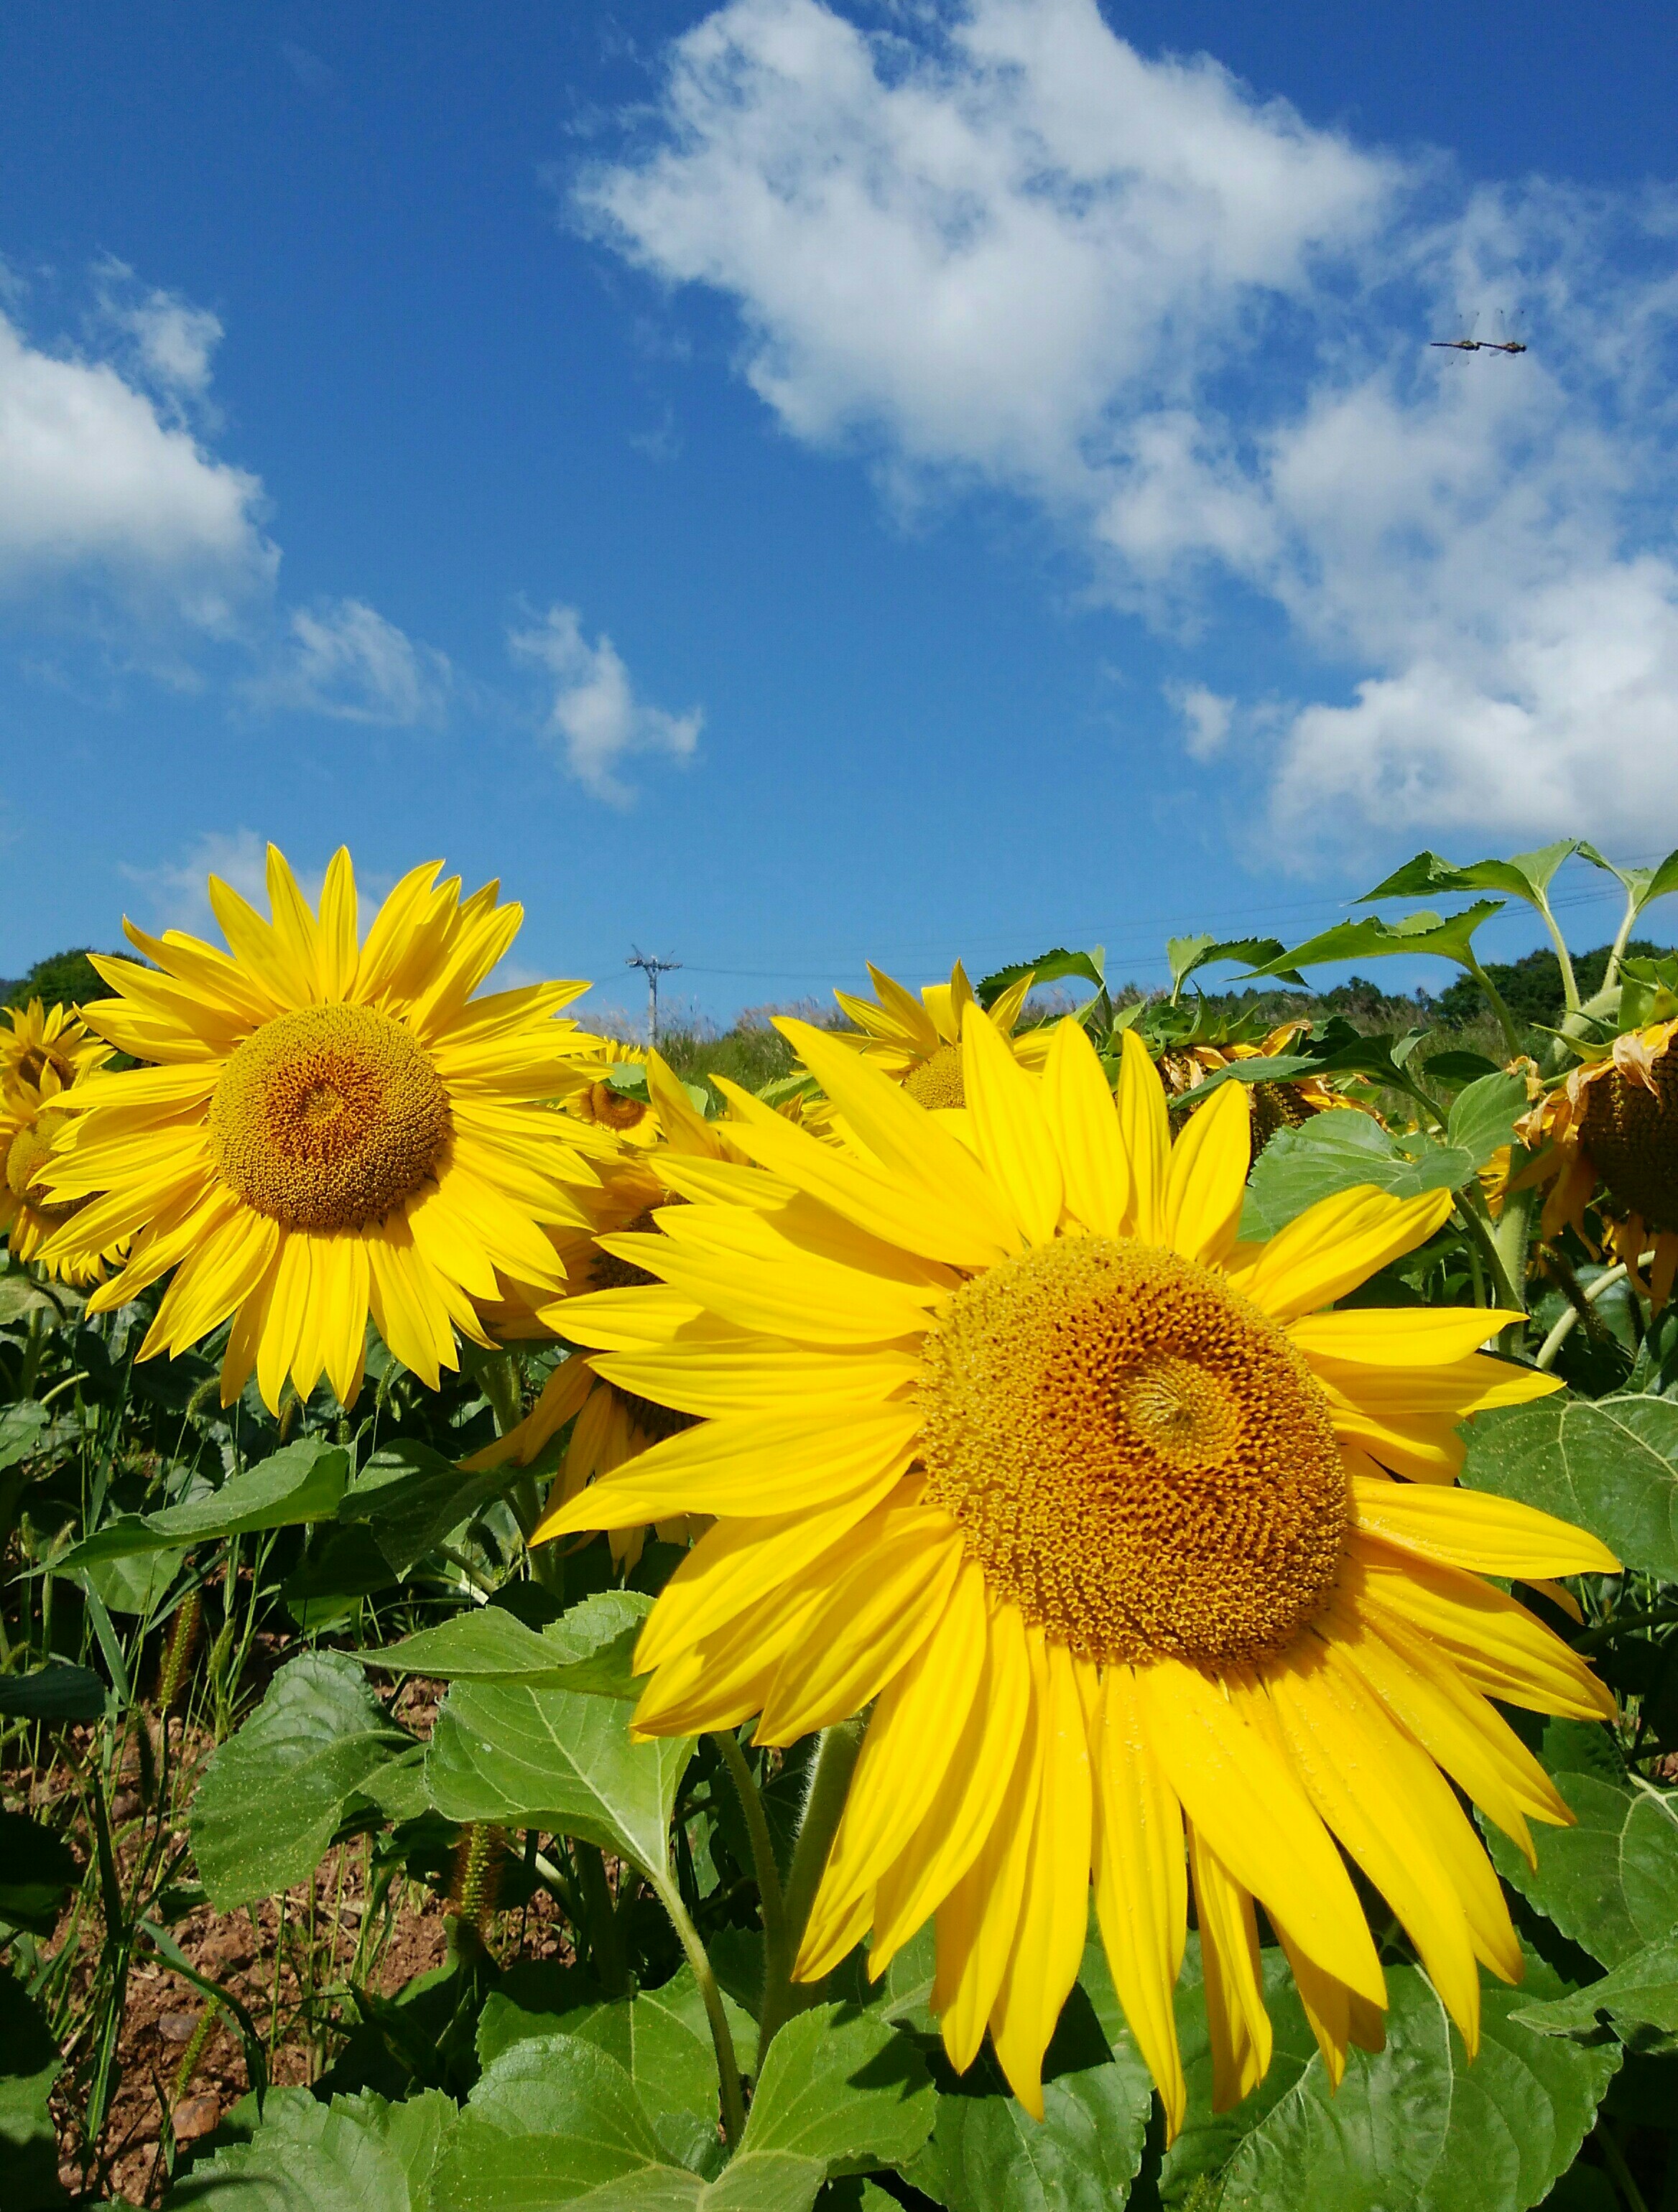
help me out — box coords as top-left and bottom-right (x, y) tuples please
(4, 837), (1678, 2212)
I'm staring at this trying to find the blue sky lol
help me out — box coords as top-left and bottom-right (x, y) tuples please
(3, 1), (1677, 1026)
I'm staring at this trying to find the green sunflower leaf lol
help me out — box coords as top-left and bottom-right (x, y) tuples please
(1460, 1393), (1678, 1581)
(1512, 1934), (1678, 2044)
(976, 948), (1106, 1009)
(0, 1811), (80, 1936)
(1239, 1110), (1476, 1240)
(1361, 845), (1581, 908)
(906, 1958), (1152, 2212)
(1241, 901), (1506, 981)
(172, 2084), (456, 2211)
(366, 1591), (651, 1700)
(1145, 1941), (1617, 2212)
(426, 1674), (690, 1879)
(738, 2002), (935, 2178)
(1482, 1720), (1678, 1970)
(60, 1436), (350, 1568)
(0, 1963), (65, 2210)
(190, 1651), (409, 1908)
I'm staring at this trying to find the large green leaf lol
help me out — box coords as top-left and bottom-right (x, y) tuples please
(0, 1811), (80, 1936)
(172, 2085), (455, 2211)
(1240, 1112), (1473, 1241)
(1483, 1722), (1678, 1969)
(908, 1966), (1151, 2212)
(555, 2153), (827, 2211)
(1241, 902), (1506, 981)
(0, 1403), (47, 1474)
(1362, 845), (1581, 908)
(372, 1592), (651, 1701)
(1150, 1941), (1616, 2212)
(190, 1652), (408, 1907)
(0, 1662), (106, 1721)
(739, 2002), (934, 2179)
(1445, 1069), (1529, 1168)
(1513, 1936), (1678, 2043)
(976, 949), (1107, 1010)
(0, 1964), (65, 2210)
(1164, 938), (1303, 996)
(1461, 1395), (1678, 1581)
(427, 1676), (690, 1879)
(61, 1438), (350, 1567)
(429, 2032), (677, 2209)
(338, 1441), (517, 1578)
(478, 1973), (728, 2171)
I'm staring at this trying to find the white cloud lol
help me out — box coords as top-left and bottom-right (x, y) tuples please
(1168, 682), (1234, 761)
(583, 0), (1678, 848)
(251, 598), (453, 726)
(94, 259), (224, 404)
(0, 306), (273, 621)
(511, 603), (702, 804)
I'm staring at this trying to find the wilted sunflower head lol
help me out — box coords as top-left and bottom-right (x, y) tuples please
(1519, 1017), (1678, 1305)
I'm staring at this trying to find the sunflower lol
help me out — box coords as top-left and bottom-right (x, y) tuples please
(537, 1009), (1615, 2129)
(39, 845), (616, 1412)
(1159, 1019), (1371, 1151)
(0, 999), (109, 1095)
(1517, 1019), (1678, 1306)
(833, 960), (1052, 1111)
(1, 1064), (120, 1286)
(466, 1053), (729, 1566)
(564, 1036), (663, 1150)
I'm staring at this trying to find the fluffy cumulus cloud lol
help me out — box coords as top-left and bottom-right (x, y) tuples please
(0, 304), (273, 623)
(123, 827), (277, 937)
(511, 603), (703, 804)
(581, 0), (1678, 847)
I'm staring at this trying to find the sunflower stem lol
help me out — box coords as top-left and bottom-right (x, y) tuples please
(756, 1717), (866, 2061)
(648, 1862), (746, 2148)
(1460, 949), (1525, 1061)
(713, 1729), (785, 1946)
(1455, 1186), (1525, 1314)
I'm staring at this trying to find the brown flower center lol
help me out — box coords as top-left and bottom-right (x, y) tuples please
(903, 1042), (965, 1110)
(1581, 1053), (1678, 1235)
(917, 1236), (1349, 1665)
(208, 1004), (452, 1231)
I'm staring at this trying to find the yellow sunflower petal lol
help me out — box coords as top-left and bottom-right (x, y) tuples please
(1187, 1824), (1271, 2112)
(1350, 1473), (1620, 1578)
(1243, 1185), (1454, 1322)
(1163, 1080), (1250, 1268)
(1140, 1658), (1385, 2006)
(1041, 1016), (1128, 1238)
(1115, 1031), (1169, 1241)
(1093, 1664), (1188, 2140)
(960, 1003), (1063, 1246)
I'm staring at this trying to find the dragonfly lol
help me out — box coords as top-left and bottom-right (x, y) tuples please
(1431, 311), (1482, 352)
(1431, 309), (1527, 356)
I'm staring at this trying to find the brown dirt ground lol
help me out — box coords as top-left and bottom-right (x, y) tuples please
(12, 1676), (578, 2207)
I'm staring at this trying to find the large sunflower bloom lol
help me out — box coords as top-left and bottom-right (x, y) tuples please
(1, 1063), (119, 1286)
(1160, 1020), (1372, 1151)
(833, 960), (1052, 1110)
(539, 1010), (1616, 2129)
(468, 1054), (730, 1564)
(1, 999), (109, 1095)
(1516, 1019), (1678, 1306)
(40, 846), (613, 1411)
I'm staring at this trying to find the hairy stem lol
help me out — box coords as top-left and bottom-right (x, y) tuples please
(714, 1729), (785, 1947)
(757, 1718), (866, 2060)
(649, 1864), (746, 2147)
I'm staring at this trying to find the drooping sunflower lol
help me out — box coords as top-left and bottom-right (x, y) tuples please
(1159, 1019), (1373, 1151)
(0, 999), (109, 1095)
(1, 1063), (120, 1285)
(833, 960), (1052, 1110)
(467, 1054), (728, 1565)
(1517, 1020), (1678, 1306)
(40, 845), (616, 1411)
(538, 1009), (1616, 2129)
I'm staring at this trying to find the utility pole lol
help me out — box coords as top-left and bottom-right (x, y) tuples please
(626, 947), (682, 1049)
